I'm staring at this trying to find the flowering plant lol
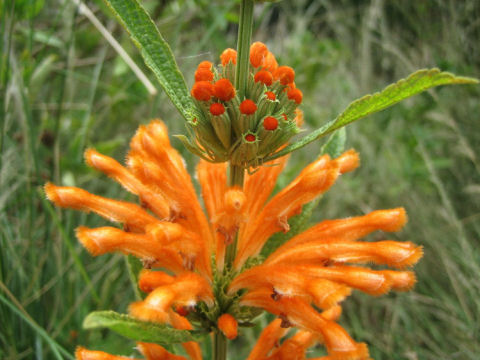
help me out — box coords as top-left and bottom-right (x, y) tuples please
(45, 0), (478, 359)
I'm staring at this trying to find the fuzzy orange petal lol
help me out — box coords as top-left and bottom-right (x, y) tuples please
(265, 240), (423, 268)
(236, 155), (341, 268)
(272, 208), (407, 255)
(75, 226), (185, 272)
(137, 342), (187, 360)
(128, 121), (213, 258)
(85, 148), (170, 219)
(265, 330), (318, 360)
(240, 291), (369, 360)
(44, 183), (159, 232)
(138, 270), (175, 293)
(75, 347), (139, 360)
(130, 272), (213, 322)
(246, 318), (288, 360)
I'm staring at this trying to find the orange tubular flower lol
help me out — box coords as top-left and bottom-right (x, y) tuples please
(137, 342), (187, 360)
(76, 347), (141, 360)
(48, 43), (423, 360)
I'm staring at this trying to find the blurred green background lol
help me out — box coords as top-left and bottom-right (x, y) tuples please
(1, 0), (479, 359)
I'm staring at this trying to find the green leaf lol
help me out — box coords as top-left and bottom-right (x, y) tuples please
(83, 310), (200, 344)
(266, 68), (478, 161)
(104, 0), (194, 120)
(260, 199), (320, 258)
(124, 255), (143, 300)
(321, 127), (346, 158)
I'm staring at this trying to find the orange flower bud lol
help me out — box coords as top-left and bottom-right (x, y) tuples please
(197, 60), (213, 70)
(287, 87), (303, 104)
(210, 102), (226, 116)
(262, 51), (278, 72)
(218, 313), (238, 340)
(265, 91), (276, 101)
(191, 81), (214, 101)
(214, 78), (236, 101)
(240, 99), (257, 115)
(245, 133), (256, 142)
(254, 70), (273, 86)
(194, 68), (214, 82)
(274, 66), (295, 85)
(263, 116), (278, 131)
(250, 41), (268, 68)
(220, 48), (237, 66)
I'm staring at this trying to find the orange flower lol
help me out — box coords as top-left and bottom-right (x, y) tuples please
(49, 46), (422, 360)
(76, 347), (141, 360)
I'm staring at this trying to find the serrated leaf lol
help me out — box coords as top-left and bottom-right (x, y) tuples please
(261, 199), (320, 258)
(266, 68), (478, 160)
(83, 311), (201, 344)
(104, 0), (194, 120)
(321, 127), (346, 158)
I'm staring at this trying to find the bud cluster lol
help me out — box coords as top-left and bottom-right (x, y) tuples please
(181, 42), (303, 168)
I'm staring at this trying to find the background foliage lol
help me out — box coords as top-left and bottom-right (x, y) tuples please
(1, 0), (479, 359)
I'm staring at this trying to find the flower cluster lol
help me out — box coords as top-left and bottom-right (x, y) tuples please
(183, 42), (303, 168)
(46, 114), (422, 359)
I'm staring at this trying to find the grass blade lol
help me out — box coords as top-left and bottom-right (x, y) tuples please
(0, 292), (73, 360)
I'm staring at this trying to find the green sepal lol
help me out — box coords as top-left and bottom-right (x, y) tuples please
(266, 68), (479, 161)
(83, 310), (204, 344)
(229, 304), (263, 322)
(260, 198), (320, 258)
(231, 135), (259, 166)
(103, 0), (194, 121)
(321, 127), (346, 158)
(174, 135), (212, 161)
(211, 115), (232, 150)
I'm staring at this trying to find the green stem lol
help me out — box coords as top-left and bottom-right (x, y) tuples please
(228, 163), (245, 187)
(214, 3), (254, 360)
(235, 0), (254, 99)
(213, 331), (227, 360)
